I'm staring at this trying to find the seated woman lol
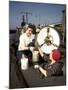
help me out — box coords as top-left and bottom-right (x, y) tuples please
(35, 48), (63, 77)
(17, 24), (35, 60)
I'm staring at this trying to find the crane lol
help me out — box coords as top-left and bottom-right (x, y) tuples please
(21, 11), (32, 24)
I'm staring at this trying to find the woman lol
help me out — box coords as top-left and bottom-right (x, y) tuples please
(35, 48), (63, 77)
(17, 24), (35, 60)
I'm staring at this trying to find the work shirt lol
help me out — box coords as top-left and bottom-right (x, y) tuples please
(42, 53), (63, 77)
(18, 33), (35, 50)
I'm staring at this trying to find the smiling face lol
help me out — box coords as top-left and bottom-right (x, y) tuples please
(26, 27), (33, 37)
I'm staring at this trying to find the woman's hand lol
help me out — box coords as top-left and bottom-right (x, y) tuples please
(34, 64), (40, 69)
(29, 47), (35, 52)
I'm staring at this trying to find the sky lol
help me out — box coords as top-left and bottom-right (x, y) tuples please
(9, 1), (66, 30)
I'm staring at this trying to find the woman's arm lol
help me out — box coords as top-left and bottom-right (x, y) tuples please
(39, 66), (47, 77)
(38, 48), (49, 61)
(38, 48), (44, 57)
(18, 42), (29, 50)
(18, 35), (30, 50)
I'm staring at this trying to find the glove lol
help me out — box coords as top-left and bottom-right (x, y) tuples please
(29, 47), (35, 52)
(34, 64), (40, 69)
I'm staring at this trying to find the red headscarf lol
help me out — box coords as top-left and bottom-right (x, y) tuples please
(52, 49), (61, 61)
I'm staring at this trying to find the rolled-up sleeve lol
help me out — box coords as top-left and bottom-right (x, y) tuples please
(42, 53), (49, 62)
(18, 35), (25, 50)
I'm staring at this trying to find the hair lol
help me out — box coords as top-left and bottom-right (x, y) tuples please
(23, 23), (36, 33)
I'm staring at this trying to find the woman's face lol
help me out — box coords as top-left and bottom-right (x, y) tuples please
(49, 52), (53, 60)
(26, 27), (33, 37)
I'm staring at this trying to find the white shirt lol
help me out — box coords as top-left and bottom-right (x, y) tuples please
(18, 33), (35, 50)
